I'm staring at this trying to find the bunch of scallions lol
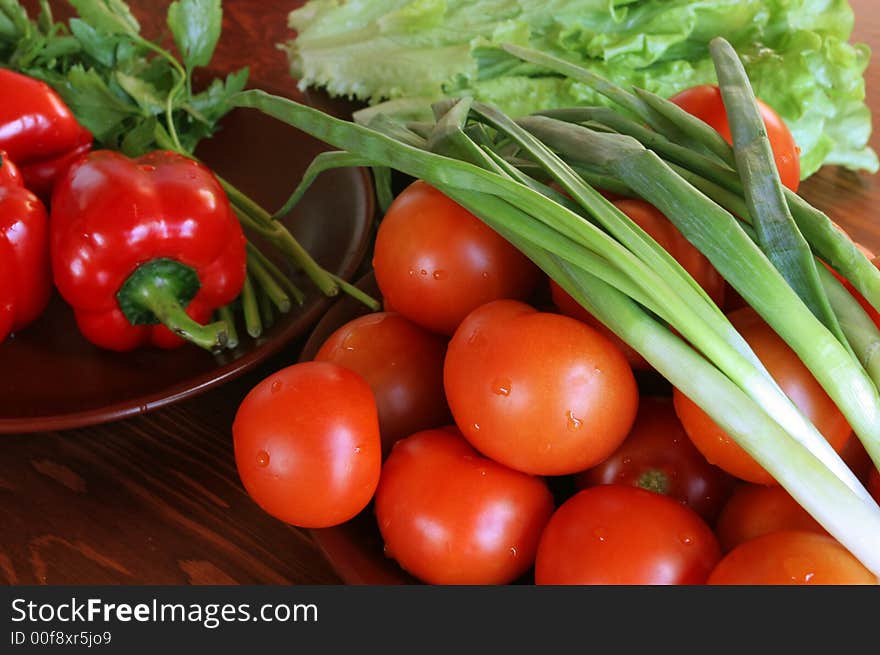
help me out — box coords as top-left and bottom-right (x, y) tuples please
(230, 37), (880, 578)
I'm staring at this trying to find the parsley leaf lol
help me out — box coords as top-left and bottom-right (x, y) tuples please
(167, 0), (222, 72)
(68, 0), (140, 37)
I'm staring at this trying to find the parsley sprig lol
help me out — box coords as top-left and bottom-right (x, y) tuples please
(0, 0), (378, 344)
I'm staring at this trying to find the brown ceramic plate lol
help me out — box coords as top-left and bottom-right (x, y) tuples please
(0, 98), (375, 434)
(298, 272), (414, 585)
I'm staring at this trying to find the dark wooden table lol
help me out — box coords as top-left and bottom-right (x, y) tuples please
(2, 1), (879, 585)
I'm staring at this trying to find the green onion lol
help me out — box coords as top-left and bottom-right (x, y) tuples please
(709, 37), (844, 343)
(247, 250), (292, 314)
(229, 76), (880, 576)
(217, 305), (239, 350)
(240, 272), (262, 339)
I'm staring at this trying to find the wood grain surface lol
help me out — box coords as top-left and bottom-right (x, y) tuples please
(2, 0), (880, 585)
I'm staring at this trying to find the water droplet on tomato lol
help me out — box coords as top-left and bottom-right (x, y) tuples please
(491, 378), (512, 396)
(566, 410), (582, 430)
(354, 446), (362, 454)
(408, 269), (415, 277)
(593, 528), (607, 543)
(139, 164), (156, 172)
(479, 469), (487, 477)
(481, 271), (490, 279)
(467, 329), (487, 347)
(256, 451), (270, 467)
(270, 380), (283, 393)
(433, 270), (447, 280)
(783, 556), (816, 583)
(419, 269), (428, 277)
(622, 456), (632, 465)
(509, 547), (518, 557)
(472, 423), (481, 432)
(679, 534), (694, 546)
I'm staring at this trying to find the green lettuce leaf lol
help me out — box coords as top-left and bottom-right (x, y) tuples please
(284, 0), (877, 178)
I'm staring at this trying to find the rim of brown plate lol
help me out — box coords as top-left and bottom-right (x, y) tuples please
(0, 166), (375, 434)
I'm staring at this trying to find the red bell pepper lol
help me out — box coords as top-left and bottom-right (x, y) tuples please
(50, 150), (247, 352)
(0, 69), (93, 200)
(0, 153), (52, 342)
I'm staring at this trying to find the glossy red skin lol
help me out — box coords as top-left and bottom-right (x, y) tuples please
(674, 307), (852, 485)
(575, 396), (736, 523)
(232, 361), (382, 529)
(0, 154), (51, 335)
(372, 181), (540, 335)
(535, 486), (721, 585)
(714, 484), (827, 553)
(444, 300), (639, 476)
(707, 531), (876, 585)
(314, 311), (451, 455)
(20, 129), (93, 202)
(0, 69), (93, 195)
(50, 150), (246, 351)
(374, 428), (555, 585)
(0, 238), (16, 343)
(0, 153), (23, 186)
(670, 84), (801, 192)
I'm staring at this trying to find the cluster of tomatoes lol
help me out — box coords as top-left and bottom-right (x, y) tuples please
(232, 173), (880, 585)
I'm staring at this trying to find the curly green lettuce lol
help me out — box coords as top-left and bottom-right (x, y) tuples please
(283, 0), (877, 178)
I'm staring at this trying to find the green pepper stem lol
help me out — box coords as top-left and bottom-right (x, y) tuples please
(130, 278), (228, 352)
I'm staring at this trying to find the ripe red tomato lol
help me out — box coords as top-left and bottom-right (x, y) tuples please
(534, 486), (721, 585)
(869, 466), (880, 505)
(714, 484), (827, 553)
(707, 531), (875, 585)
(372, 181), (540, 335)
(314, 311), (450, 455)
(575, 396), (735, 522)
(444, 300), (639, 476)
(674, 307), (852, 484)
(374, 428), (555, 585)
(670, 84), (801, 192)
(232, 361), (382, 528)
